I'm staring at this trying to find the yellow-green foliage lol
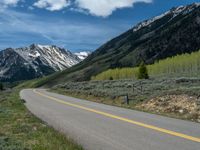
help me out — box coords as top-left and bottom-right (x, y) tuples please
(148, 51), (200, 77)
(92, 50), (200, 80)
(91, 68), (139, 80)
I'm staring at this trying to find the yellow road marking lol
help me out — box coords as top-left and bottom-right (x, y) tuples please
(33, 89), (200, 143)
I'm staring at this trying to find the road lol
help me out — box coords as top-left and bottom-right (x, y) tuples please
(20, 89), (200, 150)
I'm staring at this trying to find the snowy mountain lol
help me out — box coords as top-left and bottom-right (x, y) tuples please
(0, 44), (81, 82)
(74, 51), (91, 60)
(133, 2), (200, 32)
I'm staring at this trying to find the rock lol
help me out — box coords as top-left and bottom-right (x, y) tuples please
(179, 109), (184, 114)
(33, 126), (37, 131)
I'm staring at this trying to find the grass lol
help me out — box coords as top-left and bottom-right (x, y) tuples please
(52, 78), (200, 122)
(0, 89), (83, 150)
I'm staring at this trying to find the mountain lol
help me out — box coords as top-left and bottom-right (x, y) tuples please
(0, 44), (81, 82)
(74, 51), (91, 60)
(13, 3), (200, 86)
(90, 3), (200, 68)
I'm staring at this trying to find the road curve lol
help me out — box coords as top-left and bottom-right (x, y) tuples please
(20, 89), (200, 150)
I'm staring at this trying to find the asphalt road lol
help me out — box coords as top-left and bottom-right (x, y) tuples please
(20, 89), (200, 150)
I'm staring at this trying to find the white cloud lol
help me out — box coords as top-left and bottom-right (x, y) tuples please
(1, 0), (153, 17)
(1, 0), (20, 5)
(33, 0), (70, 11)
(74, 0), (153, 17)
(33, 0), (152, 17)
(0, 0), (20, 9)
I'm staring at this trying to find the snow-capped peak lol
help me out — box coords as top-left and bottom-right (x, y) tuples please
(37, 44), (52, 50)
(13, 44), (81, 71)
(74, 51), (91, 60)
(0, 44), (82, 82)
(28, 51), (40, 58)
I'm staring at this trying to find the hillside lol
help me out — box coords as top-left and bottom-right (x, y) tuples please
(0, 44), (81, 82)
(32, 3), (200, 86)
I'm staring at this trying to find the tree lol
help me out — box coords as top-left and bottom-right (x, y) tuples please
(109, 76), (113, 80)
(137, 62), (149, 79)
(0, 82), (3, 91)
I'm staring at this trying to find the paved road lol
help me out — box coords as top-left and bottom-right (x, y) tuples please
(20, 89), (200, 150)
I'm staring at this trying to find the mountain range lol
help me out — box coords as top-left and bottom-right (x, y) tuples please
(37, 2), (200, 86)
(0, 44), (89, 82)
(1, 3), (200, 84)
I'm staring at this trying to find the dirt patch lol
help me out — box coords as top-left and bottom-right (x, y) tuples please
(136, 95), (200, 122)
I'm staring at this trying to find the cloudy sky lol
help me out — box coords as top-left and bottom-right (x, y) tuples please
(0, 0), (198, 52)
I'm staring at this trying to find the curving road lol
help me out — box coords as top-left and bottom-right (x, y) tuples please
(20, 89), (200, 150)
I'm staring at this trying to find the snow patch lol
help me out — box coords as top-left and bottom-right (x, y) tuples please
(0, 68), (9, 76)
(75, 51), (91, 60)
(133, 3), (200, 32)
(37, 44), (51, 50)
(28, 51), (40, 58)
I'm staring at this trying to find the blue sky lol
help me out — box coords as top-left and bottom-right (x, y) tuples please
(0, 0), (198, 52)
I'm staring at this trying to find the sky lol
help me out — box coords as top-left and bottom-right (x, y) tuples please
(0, 0), (199, 52)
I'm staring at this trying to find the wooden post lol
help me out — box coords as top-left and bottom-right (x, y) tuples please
(124, 94), (129, 105)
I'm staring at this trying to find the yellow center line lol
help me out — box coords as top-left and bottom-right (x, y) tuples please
(33, 89), (200, 143)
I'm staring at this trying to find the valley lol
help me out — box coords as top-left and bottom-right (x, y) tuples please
(1, 1), (200, 150)
(5, 2), (199, 128)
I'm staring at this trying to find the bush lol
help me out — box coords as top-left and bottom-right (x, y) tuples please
(0, 82), (3, 91)
(137, 62), (149, 79)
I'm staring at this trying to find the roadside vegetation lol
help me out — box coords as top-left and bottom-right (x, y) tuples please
(0, 89), (83, 150)
(92, 50), (200, 80)
(53, 78), (200, 122)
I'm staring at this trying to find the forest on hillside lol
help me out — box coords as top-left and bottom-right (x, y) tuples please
(92, 50), (200, 80)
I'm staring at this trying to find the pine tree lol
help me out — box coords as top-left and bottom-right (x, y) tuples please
(137, 62), (149, 79)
